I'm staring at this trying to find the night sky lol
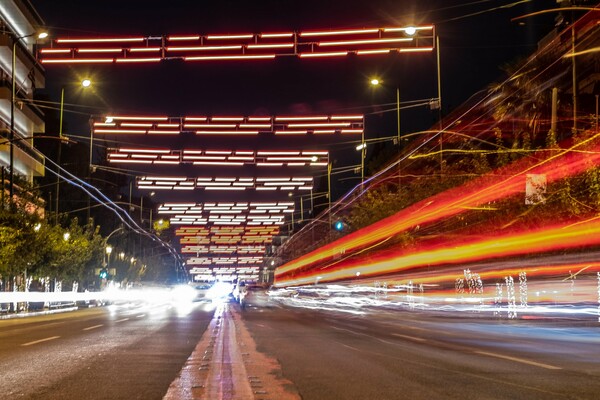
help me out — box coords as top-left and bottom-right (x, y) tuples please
(29, 0), (553, 204)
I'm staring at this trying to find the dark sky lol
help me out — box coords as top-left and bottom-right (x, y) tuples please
(29, 0), (554, 204)
(31, 0), (552, 118)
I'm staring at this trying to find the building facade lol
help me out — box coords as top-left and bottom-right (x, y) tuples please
(0, 0), (45, 190)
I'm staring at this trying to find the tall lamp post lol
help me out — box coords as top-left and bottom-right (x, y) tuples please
(55, 78), (92, 222)
(370, 78), (401, 145)
(9, 31), (47, 204)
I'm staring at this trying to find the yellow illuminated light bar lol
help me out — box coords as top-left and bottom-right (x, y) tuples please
(40, 25), (434, 64)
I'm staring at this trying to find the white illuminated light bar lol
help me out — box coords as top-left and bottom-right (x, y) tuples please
(185, 256), (263, 265)
(109, 148), (328, 167)
(138, 176), (312, 191)
(93, 115), (363, 135)
(188, 266), (261, 281)
(181, 245), (266, 254)
(164, 203), (293, 248)
(176, 226), (280, 237)
(40, 25), (434, 64)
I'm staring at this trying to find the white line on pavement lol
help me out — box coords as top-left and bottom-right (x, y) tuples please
(474, 351), (562, 370)
(115, 318), (130, 323)
(21, 336), (60, 346)
(83, 324), (104, 331)
(391, 333), (427, 342)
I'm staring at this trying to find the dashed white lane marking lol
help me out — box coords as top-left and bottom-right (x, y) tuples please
(115, 318), (130, 323)
(391, 333), (427, 342)
(21, 336), (60, 346)
(136, 314), (145, 318)
(83, 324), (103, 331)
(474, 351), (562, 370)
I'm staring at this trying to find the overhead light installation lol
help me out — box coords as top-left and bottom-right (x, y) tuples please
(39, 25), (434, 64)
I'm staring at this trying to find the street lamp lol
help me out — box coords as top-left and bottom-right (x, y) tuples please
(9, 30), (47, 205)
(55, 78), (92, 222)
(105, 245), (113, 268)
(370, 78), (401, 146)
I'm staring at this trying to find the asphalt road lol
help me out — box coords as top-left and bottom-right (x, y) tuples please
(3, 298), (600, 399)
(0, 302), (214, 399)
(241, 302), (600, 400)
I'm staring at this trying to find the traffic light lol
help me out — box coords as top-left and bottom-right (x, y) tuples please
(334, 220), (344, 231)
(99, 269), (108, 279)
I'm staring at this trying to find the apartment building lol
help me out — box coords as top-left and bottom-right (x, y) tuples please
(0, 0), (45, 194)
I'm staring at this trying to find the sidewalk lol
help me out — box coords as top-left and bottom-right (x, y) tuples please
(0, 306), (79, 320)
(164, 302), (300, 400)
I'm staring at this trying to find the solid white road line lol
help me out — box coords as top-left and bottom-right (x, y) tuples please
(391, 333), (427, 342)
(21, 336), (60, 346)
(115, 318), (130, 323)
(83, 324), (104, 331)
(474, 351), (562, 370)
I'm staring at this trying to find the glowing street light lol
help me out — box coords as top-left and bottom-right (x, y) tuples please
(56, 78), (93, 222)
(404, 26), (417, 36)
(370, 77), (401, 146)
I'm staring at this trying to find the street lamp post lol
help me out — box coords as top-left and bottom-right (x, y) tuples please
(55, 79), (92, 222)
(105, 245), (112, 269)
(370, 78), (401, 146)
(9, 31), (47, 205)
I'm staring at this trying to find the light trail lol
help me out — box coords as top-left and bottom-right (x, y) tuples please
(276, 219), (600, 286)
(275, 138), (600, 281)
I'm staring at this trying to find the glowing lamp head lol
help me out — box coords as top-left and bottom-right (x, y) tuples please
(404, 26), (417, 35)
(105, 116), (114, 123)
(106, 245), (113, 255)
(370, 78), (380, 86)
(81, 78), (92, 88)
(37, 32), (49, 39)
(63, 232), (70, 241)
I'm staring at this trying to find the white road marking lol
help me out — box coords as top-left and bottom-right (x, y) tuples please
(115, 318), (130, 323)
(136, 314), (145, 318)
(391, 333), (427, 342)
(21, 336), (60, 346)
(83, 324), (104, 331)
(474, 351), (562, 370)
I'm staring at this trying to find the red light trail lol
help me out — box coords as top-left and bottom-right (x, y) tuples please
(275, 137), (600, 281)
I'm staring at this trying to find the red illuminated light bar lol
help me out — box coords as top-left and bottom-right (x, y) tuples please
(108, 148), (328, 167)
(40, 25), (434, 64)
(175, 226), (280, 237)
(56, 37), (146, 44)
(93, 115), (363, 136)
